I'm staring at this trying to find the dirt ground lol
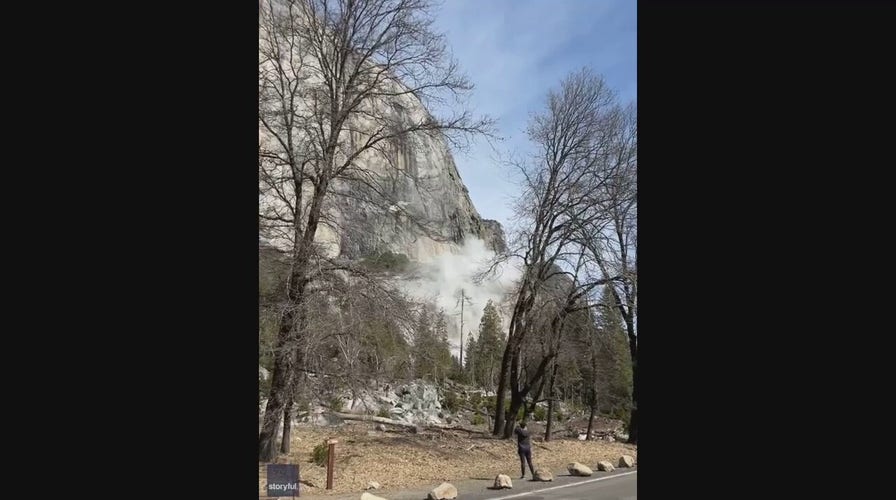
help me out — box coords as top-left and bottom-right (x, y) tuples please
(258, 419), (636, 498)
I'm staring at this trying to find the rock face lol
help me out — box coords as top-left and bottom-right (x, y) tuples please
(618, 455), (636, 468)
(494, 474), (513, 489)
(259, 39), (506, 264)
(567, 462), (593, 476)
(597, 461), (615, 472)
(427, 482), (458, 500)
(534, 470), (553, 482)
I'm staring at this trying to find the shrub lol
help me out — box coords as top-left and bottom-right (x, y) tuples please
(442, 390), (460, 413)
(469, 392), (482, 408)
(533, 406), (546, 422)
(483, 396), (496, 414)
(377, 406), (391, 418)
(471, 414), (485, 426)
(310, 442), (328, 467)
(360, 251), (410, 272)
(609, 405), (631, 428)
(326, 395), (344, 412)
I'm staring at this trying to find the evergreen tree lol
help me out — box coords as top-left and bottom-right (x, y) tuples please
(412, 306), (454, 382)
(596, 287), (633, 423)
(474, 300), (505, 389)
(464, 331), (478, 381)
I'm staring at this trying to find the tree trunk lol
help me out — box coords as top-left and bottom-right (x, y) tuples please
(259, 181), (329, 461)
(331, 412), (420, 430)
(585, 388), (597, 441)
(623, 312), (637, 445)
(279, 345), (306, 454)
(259, 304), (297, 461)
(528, 373), (547, 417)
(627, 362), (637, 444)
(545, 397), (554, 441)
(502, 393), (525, 439)
(492, 337), (515, 436)
(544, 361), (559, 441)
(494, 284), (536, 436)
(280, 400), (293, 454)
(329, 412), (482, 433)
(501, 345), (525, 439)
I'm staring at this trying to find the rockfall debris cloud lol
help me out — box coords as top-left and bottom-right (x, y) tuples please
(402, 237), (521, 361)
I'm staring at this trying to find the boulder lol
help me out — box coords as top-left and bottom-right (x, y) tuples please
(567, 462), (593, 476)
(534, 470), (553, 482)
(597, 461), (615, 472)
(427, 482), (458, 500)
(361, 493), (387, 500)
(493, 474), (513, 489)
(618, 455), (635, 468)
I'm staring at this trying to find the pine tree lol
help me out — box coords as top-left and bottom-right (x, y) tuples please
(474, 300), (505, 390)
(597, 287), (633, 423)
(465, 331), (478, 382)
(433, 309), (453, 382)
(413, 306), (454, 382)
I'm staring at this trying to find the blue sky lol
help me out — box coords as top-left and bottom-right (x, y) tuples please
(432, 0), (637, 233)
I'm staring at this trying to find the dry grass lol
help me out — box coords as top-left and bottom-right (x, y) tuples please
(259, 421), (636, 498)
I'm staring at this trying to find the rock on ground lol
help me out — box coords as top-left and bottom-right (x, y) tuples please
(567, 462), (593, 476)
(361, 492), (387, 500)
(535, 470), (554, 481)
(493, 474), (512, 489)
(367, 481), (381, 490)
(427, 482), (458, 500)
(597, 461), (615, 472)
(618, 455), (635, 468)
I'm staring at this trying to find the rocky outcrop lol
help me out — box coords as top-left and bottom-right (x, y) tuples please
(481, 219), (507, 254)
(389, 381), (443, 424)
(259, 63), (507, 263)
(302, 380), (449, 427)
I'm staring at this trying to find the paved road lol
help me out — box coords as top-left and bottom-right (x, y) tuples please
(370, 469), (637, 500)
(284, 468), (636, 500)
(458, 470), (637, 500)
(482, 471), (637, 500)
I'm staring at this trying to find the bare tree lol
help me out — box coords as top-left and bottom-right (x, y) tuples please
(574, 103), (637, 443)
(489, 68), (624, 437)
(258, 0), (492, 461)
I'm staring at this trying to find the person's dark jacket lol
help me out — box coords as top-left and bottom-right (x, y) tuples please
(514, 426), (531, 450)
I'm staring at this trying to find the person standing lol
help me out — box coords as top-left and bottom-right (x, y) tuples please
(514, 421), (536, 479)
